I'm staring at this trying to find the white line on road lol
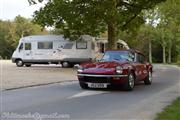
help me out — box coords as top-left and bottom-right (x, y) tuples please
(68, 90), (109, 99)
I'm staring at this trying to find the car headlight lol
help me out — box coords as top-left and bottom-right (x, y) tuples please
(116, 66), (123, 74)
(77, 66), (84, 73)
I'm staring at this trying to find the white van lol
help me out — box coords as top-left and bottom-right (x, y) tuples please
(12, 35), (99, 67)
(12, 35), (129, 67)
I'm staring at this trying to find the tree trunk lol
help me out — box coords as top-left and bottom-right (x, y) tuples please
(168, 46), (172, 63)
(107, 0), (117, 50)
(149, 39), (152, 63)
(107, 22), (117, 50)
(163, 45), (166, 63)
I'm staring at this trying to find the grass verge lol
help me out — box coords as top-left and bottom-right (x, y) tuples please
(175, 63), (180, 67)
(155, 97), (180, 120)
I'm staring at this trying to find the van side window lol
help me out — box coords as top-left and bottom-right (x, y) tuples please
(25, 43), (31, 50)
(76, 41), (87, 49)
(63, 43), (73, 49)
(38, 42), (53, 49)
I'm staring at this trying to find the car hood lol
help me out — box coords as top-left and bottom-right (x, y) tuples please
(81, 61), (128, 74)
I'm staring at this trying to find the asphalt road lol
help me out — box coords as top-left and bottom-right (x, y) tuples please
(1, 65), (180, 120)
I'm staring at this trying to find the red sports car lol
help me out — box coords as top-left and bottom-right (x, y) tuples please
(77, 50), (153, 91)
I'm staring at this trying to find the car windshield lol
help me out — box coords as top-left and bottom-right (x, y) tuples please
(101, 51), (134, 62)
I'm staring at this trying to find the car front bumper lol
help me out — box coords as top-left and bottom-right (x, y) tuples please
(77, 74), (128, 77)
(77, 73), (128, 86)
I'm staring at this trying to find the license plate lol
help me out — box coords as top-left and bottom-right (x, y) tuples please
(87, 83), (108, 88)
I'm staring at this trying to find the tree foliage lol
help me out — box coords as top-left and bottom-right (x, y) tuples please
(0, 16), (47, 58)
(31, 0), (166, 49)
(118, 0), (180, 63)
(151, 0), (180, 63)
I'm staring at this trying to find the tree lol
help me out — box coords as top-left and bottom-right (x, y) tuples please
(0, 20), (17, 58)
(30, 0), (166, 50)
(157, 0), (180, 63)
(136, 24), (156, 63)
(14, 15), (47, 38)
(0, 16), (47, 59)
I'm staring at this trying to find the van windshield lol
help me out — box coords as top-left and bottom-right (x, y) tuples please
(18, 43), (23, 50)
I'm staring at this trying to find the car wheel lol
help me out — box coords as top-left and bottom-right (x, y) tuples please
(123, 72), (135, 91)
(62, 62), (70, 68)
(25, 64), (31, 67)
(79, 82), (88, 89)
(16, 59), (24, 67)
(144, 71), (152, 85)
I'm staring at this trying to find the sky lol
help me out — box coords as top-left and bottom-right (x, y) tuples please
(0, 0), (46, 20)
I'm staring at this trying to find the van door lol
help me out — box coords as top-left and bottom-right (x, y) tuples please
(53, 41), (66, 59)
(23, 43), (32, 61)
(34, 41), (53, 61)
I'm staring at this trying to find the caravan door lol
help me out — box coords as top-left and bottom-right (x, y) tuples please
(23, 42), (32, 61)
(52, 41), (67, 60)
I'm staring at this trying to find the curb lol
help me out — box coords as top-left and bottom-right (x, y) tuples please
(2, 80), (77, 91)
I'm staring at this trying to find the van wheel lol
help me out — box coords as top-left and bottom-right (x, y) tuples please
(25, 64), (31, 67)
(16, 59), (24, 67)
(62, 62), (70, 68)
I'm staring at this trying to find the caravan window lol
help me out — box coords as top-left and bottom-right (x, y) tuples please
(63, 43), (73, 49)
(38, 42), (53, 49)
(76, 41), (87, 49)
(25, 43), (31, 50)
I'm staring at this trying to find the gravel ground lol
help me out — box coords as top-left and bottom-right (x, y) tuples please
(0, 60), (77, 90)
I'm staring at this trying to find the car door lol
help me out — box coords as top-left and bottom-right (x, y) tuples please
(139, 54), (148, 80)
(135, 53), (147, 80)
(132, 53), (145, 81)
(23, 42), (32, 61)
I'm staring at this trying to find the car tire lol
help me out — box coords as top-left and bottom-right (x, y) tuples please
(25, 64), (31, 67)
(123, 72), (135, 91)
(79, 82), (88, 89)
(144, 71), (152, 85)
(16, 59), (24, 67)
(62, 61), (70, 68)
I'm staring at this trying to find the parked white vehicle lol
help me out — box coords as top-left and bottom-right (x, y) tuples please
(12, 35), (129, 67)
(12, 35), (99, 67)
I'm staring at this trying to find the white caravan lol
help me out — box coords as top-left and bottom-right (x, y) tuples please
(12, 35), (129, 67)
(12, 35), (99, 67)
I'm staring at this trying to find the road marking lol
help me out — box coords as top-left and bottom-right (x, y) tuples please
(60, 81), (77, 86)
(68, 90), (109, 99)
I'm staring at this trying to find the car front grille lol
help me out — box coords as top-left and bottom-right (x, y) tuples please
(83, 76), (111, 83)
